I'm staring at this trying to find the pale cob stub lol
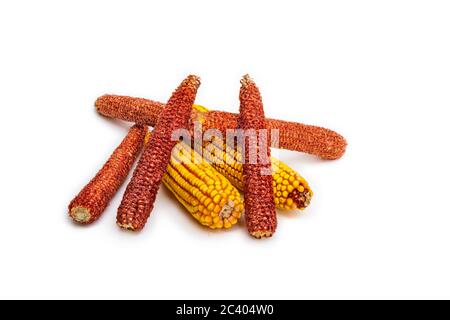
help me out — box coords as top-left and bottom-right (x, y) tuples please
(162, 141), (243, 229)
(192, 105), (313, 210)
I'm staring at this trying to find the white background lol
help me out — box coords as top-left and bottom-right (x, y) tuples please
(0, 0), (449, 300)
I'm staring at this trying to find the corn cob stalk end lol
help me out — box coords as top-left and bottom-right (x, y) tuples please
(251, 231), (274, 239)
(70, 206), (91, 223)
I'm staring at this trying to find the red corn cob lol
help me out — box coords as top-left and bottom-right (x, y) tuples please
(95, 94), (347, 160)
(68, 124), (148, 224)
(239, 75), (277, 239)
(117, 75), (201, 231)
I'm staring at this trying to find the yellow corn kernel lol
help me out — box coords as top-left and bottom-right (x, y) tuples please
(228, 216), (238, 225)
(204, 216), (212, 224)
(212, 194), (220, 204)
(224, 219), (232, 229)
(207, 202), (215, 211)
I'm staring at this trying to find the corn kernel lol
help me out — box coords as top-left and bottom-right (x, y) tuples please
(204, 215), (212, 223)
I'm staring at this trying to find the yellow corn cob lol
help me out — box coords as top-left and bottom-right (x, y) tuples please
(160, 139), (243, 229)
(192, 105), (313, 211)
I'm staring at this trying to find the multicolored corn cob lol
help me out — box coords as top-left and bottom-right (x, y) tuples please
(68, 124), (147, 224)
(239, 75), (277, 239)
(95, 95), (347, 160)
(117, 75), (201, 231)
(162, 141), (243, 229)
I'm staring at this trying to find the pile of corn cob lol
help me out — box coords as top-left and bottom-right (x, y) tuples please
(68, 75), (346, 238)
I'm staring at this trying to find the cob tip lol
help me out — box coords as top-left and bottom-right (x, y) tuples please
(290, 188), (312, 209)
(240, 74), (254, 87)
(94, 94), (106, 112)
(184, 74), (201, 89)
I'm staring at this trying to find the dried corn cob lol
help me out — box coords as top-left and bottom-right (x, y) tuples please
(68, 124), (147, 224)
(239, 75), (277, 239)
(201, 136), (312, 211)
(201, 110), (346, 160)
(162, 141), (243, 229)
(117, 75), (201, 231)
(95, 94), (347, 160)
